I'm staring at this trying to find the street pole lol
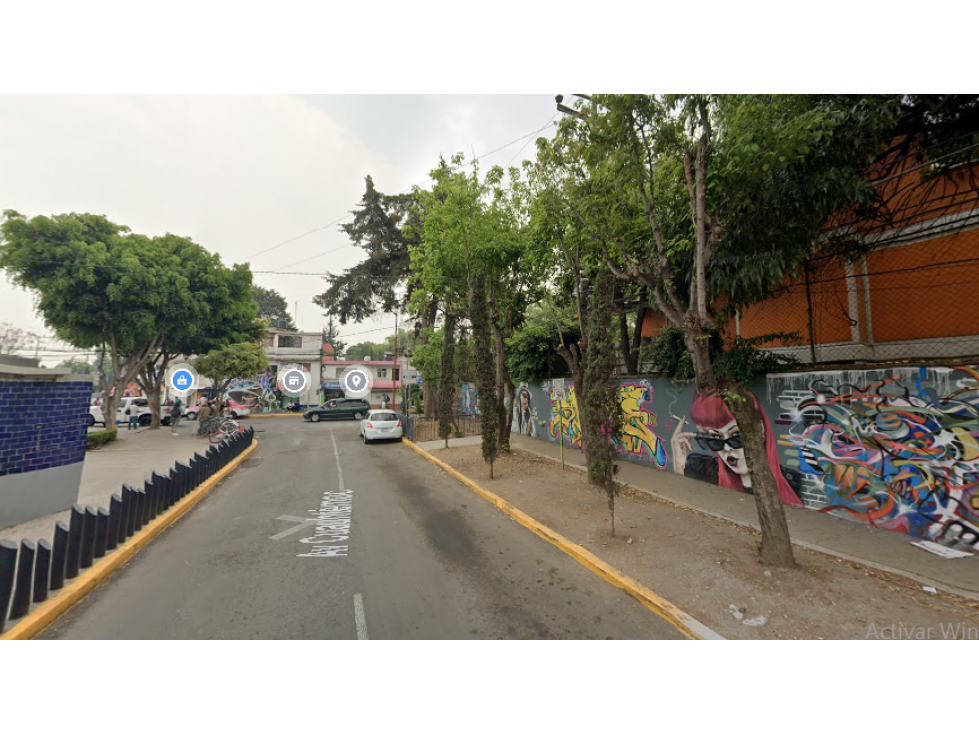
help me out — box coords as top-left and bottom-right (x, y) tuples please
(393, 310), (398, 413)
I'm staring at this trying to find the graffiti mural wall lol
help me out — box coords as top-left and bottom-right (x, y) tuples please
(766, 366), (979, 549)
(518, 364), (979, 549)
(226, 370), (279, 413)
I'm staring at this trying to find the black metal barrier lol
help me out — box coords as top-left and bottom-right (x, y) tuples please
(0, 426), (254, 633)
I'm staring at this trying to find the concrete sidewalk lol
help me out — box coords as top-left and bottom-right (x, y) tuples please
(0, 425), (249, 546)
(494, 434), (979, 601)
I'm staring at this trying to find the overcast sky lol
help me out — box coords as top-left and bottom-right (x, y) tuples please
(0, 95), (559, 364)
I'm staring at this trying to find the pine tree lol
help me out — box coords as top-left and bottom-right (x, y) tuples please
(438, 315), (458, 449)
(582, 272), (622, 535)
(471, 275), (500, 478)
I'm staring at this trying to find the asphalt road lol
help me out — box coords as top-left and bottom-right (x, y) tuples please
(42, 419), (683, 639)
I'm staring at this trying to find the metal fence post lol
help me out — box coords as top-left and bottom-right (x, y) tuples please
(33, 539), (52, 604)
(94, 508), (110, 558)
(107, 496), (121, 552)
(121, 485), (135, 539)
(51, 521), (69, 590)
(80, 507), (97, 569)
(66, 504), (84, 579)
(0, 539), (18, 627)
(10, 539), (36, 619)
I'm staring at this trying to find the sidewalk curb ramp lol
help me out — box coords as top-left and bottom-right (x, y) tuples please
(403, 439), (724, 641)
(1, 440), (261, 641)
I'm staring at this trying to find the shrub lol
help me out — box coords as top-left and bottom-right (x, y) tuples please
(86, 428), (118, 450)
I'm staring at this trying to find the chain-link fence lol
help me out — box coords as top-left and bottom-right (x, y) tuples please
(733, 221), (979, 366)
(403, 412), (481, 443)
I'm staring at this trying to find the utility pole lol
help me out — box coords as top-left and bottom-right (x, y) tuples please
(393, 310), (398, 412)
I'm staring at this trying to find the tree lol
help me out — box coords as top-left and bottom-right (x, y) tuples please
(322, 316), (346, 359)
(344, 341), (383, 360)
(471, 275), (501, 478)
(315, 175), (441, 416)
(0, 211), (180, 426)
(540, 95), (901, 567)
(438, 314), (458, 448)
(195, 342), (269, 401)
(582, 272), (622, 535)
(56, 357), (95, 374)
(253, 285), (296, 330)
(0, 321), (37, 355)
(134, 235), (262, 428)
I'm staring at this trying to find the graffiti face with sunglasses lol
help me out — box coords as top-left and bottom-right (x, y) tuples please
(696, 421), (747, 476)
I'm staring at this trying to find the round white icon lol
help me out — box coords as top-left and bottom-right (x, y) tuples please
(166, 362), (198, 395)
(278, 367), (310, 397)
(342, 367), (372, 397)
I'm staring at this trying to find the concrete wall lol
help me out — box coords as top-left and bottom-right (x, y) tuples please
(513, 365), (979, 551)
(0, 377), (90, 529)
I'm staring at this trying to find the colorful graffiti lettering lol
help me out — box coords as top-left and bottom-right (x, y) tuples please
(779, 366), (979, 549)
(544, 381), (667, 467)
(615, 381), (667, 468)
(548, 384), (583, 448)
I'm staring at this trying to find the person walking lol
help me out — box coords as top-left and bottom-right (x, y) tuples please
(170, 397), (183, 436)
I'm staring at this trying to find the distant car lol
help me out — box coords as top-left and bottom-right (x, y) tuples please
(359, 410), (403, 444)
(304, 398), (371, 423)
(225, 400), (251, 419)
(115, 397), (153, 426)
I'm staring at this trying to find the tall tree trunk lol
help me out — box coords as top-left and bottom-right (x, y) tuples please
(489, 301), (514, 453)
(421, 297), (439, 418)
(723, 386), (798, 569)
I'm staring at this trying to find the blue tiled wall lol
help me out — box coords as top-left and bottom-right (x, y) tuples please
(0, 380), (89, 477)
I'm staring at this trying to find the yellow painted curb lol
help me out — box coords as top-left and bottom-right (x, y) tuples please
(402, 439), (723, 641)
(1, 439), (260, 641)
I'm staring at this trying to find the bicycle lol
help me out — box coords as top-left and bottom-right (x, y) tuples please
(206, 418), (240, 443)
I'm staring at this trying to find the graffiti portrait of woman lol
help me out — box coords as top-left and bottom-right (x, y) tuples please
(671, 390), (803, 506)
(512, 384), (538, 438)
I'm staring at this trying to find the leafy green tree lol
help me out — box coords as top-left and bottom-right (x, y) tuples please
(540, 94), (902, 567)
(315, 175), (441, 415)
(582, 272), (622, 535)
(471, 275), (500, 478)
(438, 314), (457, 448)
(195, 342), (269, 401)
(253, 285), (296, 330)
(135, 234), (263, 428)
(55, 357), (95, 374)
(344, 341), (383, 360)
(1, 211), (180, 424)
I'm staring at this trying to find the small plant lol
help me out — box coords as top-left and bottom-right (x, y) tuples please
(86, 428), (118, 450)
(453, 431), (464, 438)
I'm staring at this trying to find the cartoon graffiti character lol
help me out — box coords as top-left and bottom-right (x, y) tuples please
(615, 383), (667, 468)
(512, 384), (538, 438)
(671, 389), (803, 506)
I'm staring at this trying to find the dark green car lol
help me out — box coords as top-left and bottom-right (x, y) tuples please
(304, 398), (371, 422)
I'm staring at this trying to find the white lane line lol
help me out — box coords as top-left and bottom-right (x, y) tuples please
(331, 431), (345, 491)
(354, 593), (369, 640)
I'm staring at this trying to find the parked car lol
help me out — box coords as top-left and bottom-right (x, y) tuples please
(359, 410), (403, 444)
(89, 399), (106, 428)
(225, 400), (251, 419)
(304, 398), (371, 423)
(113, 397), (153, 426)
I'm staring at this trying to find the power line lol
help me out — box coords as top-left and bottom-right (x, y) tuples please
(239, 114), (558, 266)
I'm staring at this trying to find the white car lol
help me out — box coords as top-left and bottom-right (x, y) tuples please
(89, 399), (106, 427)
(359, 410), (404, 444)
(115, 397), (153, 426)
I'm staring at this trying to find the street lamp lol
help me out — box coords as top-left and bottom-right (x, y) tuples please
(555, 94), (590, 119)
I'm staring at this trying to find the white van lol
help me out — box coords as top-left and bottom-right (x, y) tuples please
(115, 397), (153, 426)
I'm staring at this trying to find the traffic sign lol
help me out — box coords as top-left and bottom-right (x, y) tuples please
(552, 378), (567, 400)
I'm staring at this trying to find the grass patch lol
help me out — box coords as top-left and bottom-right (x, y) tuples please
(86, 428), (118, 450)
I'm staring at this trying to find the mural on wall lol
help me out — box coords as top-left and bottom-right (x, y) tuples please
(511, 383), (539, 438)
(770, 366), (979, 549)
(226, 371), (279, 412)
(670, 389), (804, 506)
(460, 383), (479, 417)
(540, 380), (668, 469)
(616, 381), (668, 468)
